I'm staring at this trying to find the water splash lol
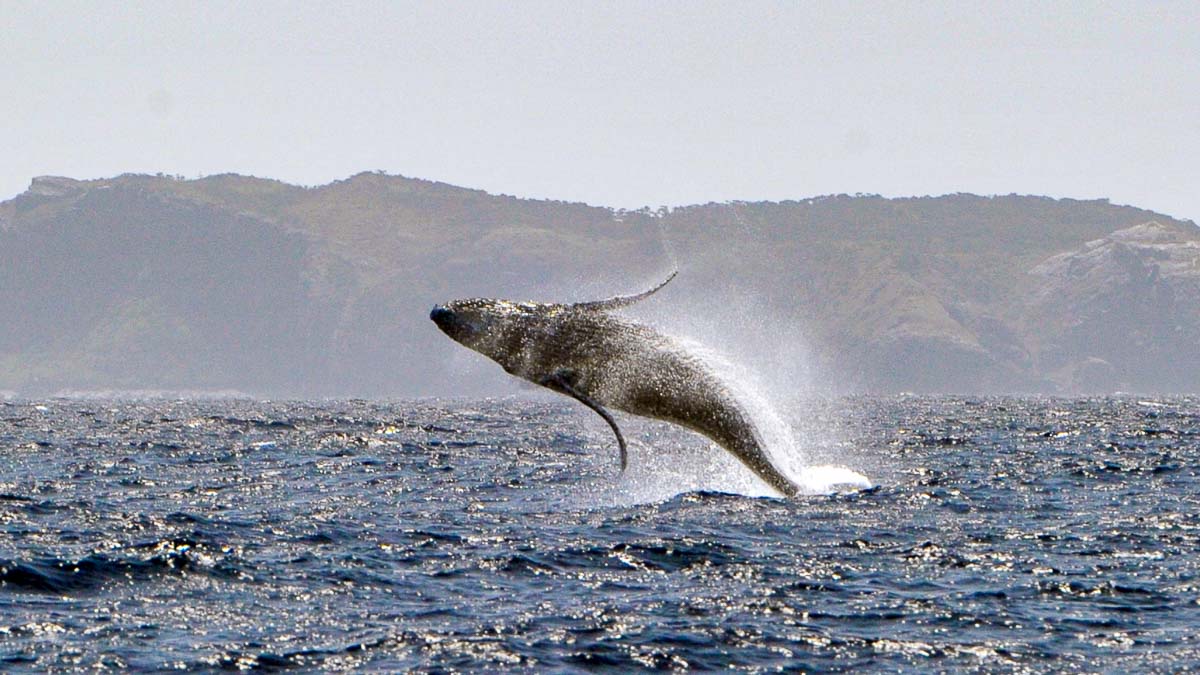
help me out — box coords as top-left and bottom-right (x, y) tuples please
(688, 339), (873, 496)
(569, 334), (872, 507)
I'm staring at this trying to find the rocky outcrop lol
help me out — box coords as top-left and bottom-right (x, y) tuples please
(26, 175), (87, 198)
(1025, 221), (1200, 392)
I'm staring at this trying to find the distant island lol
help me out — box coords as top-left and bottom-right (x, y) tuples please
(1, 172), (1197, 397)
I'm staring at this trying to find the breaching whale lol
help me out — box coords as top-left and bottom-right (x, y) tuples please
(430, 272), (801, 497)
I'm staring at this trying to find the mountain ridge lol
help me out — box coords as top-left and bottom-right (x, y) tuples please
(2, 172), (1196, 396)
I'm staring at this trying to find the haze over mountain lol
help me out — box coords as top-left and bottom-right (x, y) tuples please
(1, 173), (1196, 398)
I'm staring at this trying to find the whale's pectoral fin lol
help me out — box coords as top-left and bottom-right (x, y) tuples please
(541, 370), (628, 473)
(569, 270), (677, 312)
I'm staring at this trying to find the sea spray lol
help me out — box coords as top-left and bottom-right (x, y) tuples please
(681, 337), (873, 495)
(633, 278), (878, 494)
(570, 334), (872, 506)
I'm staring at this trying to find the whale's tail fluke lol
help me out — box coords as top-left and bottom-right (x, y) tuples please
(571, 270), (678, 312)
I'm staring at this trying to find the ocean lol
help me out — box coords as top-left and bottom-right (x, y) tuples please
(1, 396), (1198, 671)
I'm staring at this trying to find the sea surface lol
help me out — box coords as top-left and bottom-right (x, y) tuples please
(1, 396), (1198, 671)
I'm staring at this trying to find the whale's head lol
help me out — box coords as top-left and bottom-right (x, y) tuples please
(430, 301), (490, 345)
(431, 298), (549, 373)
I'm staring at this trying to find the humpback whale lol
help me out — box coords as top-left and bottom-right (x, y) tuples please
(430, 272), (801, 497)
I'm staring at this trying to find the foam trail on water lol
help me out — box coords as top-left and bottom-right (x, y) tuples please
(795, 465), (874, 493)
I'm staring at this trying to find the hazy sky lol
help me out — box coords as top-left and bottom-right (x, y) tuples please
(4, 1), (1198, 221)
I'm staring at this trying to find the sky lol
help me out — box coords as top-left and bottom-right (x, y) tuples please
(3, 1), (1198, 221)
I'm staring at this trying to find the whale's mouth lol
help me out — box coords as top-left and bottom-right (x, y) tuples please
(430, 305), (464, 337)
(430, 305), (480, 342)
(430, 305), (455, 329)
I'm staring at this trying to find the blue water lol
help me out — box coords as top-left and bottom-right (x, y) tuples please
(1, 396), (1198, 670)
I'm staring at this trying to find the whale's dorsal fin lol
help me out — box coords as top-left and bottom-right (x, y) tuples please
(570, 270), (678, 312)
